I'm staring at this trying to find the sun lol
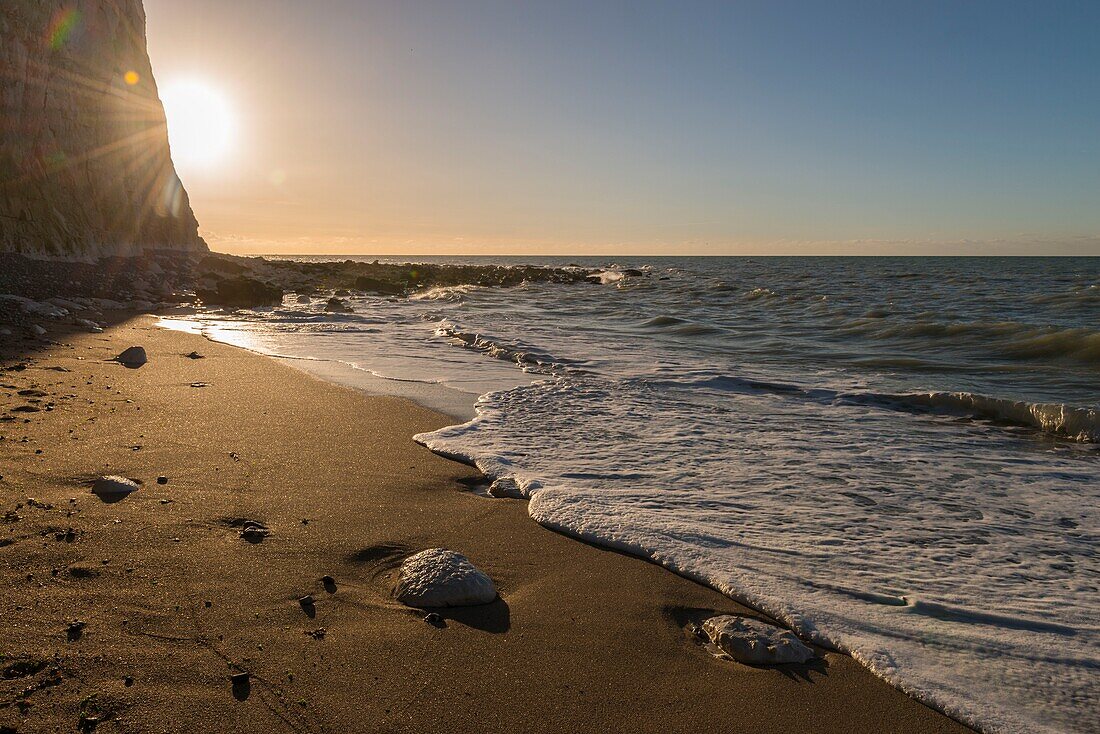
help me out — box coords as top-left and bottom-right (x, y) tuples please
(160, 79), (237, 171)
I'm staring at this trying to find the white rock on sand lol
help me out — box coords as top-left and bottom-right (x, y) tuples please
(92, 476), (140, 497)
(394, 549), (498, 607)
(115, 346), (148, 366)
(702, 615), (814, 665)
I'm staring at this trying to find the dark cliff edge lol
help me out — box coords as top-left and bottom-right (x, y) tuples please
(0, 0), (206, 259)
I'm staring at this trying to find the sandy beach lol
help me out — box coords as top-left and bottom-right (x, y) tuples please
(0, 315), (973, 733)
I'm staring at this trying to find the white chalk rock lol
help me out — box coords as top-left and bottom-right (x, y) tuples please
(115, 346), (148, 366)
(702, 615), (814, 665)
(395, 549), (497, 607)
(93, 476), (139, 497)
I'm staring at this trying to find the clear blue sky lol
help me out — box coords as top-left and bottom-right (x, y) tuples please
(145, 0), (1100, 255)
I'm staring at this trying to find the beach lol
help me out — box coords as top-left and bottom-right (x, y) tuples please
(0, 315), (973, 733)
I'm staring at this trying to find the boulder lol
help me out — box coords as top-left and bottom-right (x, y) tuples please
(324, 297), (353, 313)
(199, 256), (250, 275)
(702, 615), (814, 665)
(394, 549), (497, 607)
(197, 277), (283, 308)
(353, 276), (406, 295)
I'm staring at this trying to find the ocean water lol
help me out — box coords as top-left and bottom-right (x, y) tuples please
(168, 256), (1099, 734)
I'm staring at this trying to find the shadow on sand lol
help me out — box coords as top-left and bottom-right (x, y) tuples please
(424, 597), (511, 634)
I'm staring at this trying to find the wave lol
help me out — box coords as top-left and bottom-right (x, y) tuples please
(409, 284), (482, 302)
(878, 392), (1100, 443)
(639, 315), (689, 327)
(745, 287), (777, 300)
(434, 321), (561, 370)
(668, 374), (1100, 442)
(840, 319), (1100, 366)
(637, 314), (723, 336)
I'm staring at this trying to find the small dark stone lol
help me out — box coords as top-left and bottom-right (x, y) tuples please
(66, 619), (86, 641)
(239, 523), (270, 543)
(124, 676), (134, 687)
(321, 575), (337, 593)
(423, 612), (444, 627)
(156, 476), (168, 485)
(231, 672), (249, 685)
(299, 595), (315, 608)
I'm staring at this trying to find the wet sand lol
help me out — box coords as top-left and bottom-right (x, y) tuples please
(0, 316), (974, 733)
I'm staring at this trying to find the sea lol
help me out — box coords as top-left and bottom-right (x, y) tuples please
(165, 256), (1099, 734)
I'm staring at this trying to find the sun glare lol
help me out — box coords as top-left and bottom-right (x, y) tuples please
(160, 79), (237, 171)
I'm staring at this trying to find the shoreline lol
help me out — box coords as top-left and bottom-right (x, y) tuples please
(0, 315), (974, 733)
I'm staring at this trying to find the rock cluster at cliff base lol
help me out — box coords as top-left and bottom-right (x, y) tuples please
(702, 615), (814, 665)
(394, 549), (497, 607)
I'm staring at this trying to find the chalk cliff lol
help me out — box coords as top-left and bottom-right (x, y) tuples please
(0, 0), (206, 259)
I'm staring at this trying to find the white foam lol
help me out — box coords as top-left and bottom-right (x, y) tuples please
(417, 373), (1099, 734)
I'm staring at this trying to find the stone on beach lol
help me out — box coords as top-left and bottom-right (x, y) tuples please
(394, 549), (497, 608)
(114, 346), (148, 366)
(92, 476), (140, 498)
(75, 318), (103, 333)
(702, 615), (814, 665)
(324, 297), (353, 313)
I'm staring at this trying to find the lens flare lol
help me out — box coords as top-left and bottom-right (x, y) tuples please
(124, 71), (141, 86)
(47, 9), (81, 51)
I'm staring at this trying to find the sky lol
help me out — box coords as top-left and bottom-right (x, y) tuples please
(142, 0), (1100, 256)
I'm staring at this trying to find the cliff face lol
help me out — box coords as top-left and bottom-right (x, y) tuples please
(0, 0), (206, 259)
